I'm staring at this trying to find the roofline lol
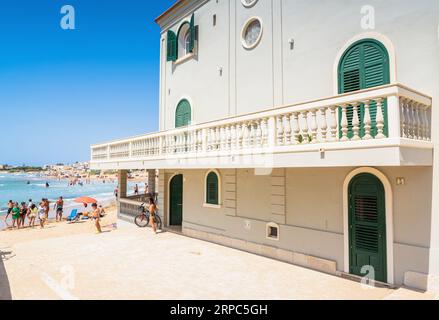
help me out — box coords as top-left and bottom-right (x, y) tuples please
(155, 0), (187, 25)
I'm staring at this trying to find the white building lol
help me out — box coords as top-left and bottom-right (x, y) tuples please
(90, 0), (439, 291)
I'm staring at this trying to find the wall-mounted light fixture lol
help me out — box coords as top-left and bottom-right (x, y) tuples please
(289, 38), (295, 50)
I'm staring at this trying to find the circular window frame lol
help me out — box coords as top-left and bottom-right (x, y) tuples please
(241, 0), (258, 8)
(241, 17), (263, 50)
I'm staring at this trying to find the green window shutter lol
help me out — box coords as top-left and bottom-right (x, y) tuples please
(175, 100), (192, 128)
(189, 14), (195, 53)
(338, 39), (390, 138)
(167, 30), (177, 62)
(348, 173), (387, 282)
(206, 172), (219, 205)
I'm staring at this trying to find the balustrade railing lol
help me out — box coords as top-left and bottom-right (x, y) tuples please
(91, 84), (432, 162)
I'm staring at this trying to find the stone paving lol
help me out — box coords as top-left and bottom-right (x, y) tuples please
(1, 220), (435, 300)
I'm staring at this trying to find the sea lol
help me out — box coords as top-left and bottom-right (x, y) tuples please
(0, 173), (138, 229)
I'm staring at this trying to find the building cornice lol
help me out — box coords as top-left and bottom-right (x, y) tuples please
(155, 0), (209, 32)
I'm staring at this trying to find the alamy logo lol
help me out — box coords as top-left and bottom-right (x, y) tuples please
(360, 265), (376, 289)
(361, 5), (375, 30)
(60, 5), (76, 30)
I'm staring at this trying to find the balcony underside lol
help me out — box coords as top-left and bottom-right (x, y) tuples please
(90, 138), (433, 170)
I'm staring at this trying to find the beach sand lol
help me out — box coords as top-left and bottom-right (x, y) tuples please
(0, 205), (117, 247)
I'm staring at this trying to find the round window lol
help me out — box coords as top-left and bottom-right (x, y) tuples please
(241, 0), (258, 8)
(242, 18), (263, 49)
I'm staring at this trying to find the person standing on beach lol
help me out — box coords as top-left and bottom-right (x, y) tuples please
(91, 203), (102, 234)
(38, 202), (46, 228)
(54, 197), (64, 222)
(4, 200), (14, 224)
(28, 204), (38, 228)
(12, 203), (20, 229)
(134, 184), (139, 195)
(144, 183), (149, 194)
(44, 198), (50, 220)
(19, 202), (28, 228)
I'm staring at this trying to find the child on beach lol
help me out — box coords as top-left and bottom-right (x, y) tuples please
(28, 204), (38, 228)
(91, 203), (102, 234)
(38, 203), (47, 229)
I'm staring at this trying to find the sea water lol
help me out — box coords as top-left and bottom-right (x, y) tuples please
(0, 173), (138, 228)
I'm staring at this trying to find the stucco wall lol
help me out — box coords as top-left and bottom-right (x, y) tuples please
(159, 0), (439, 128)
(163, 166), (432, 285)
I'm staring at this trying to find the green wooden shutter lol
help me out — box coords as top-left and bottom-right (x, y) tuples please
(167, 30), (177, 62)
(338, 40), (390, 138)
(175, 100), (192, 128)
(349, 173), (387, 283)
(206, 172), (219, 205)
(189, 14), (195, 53)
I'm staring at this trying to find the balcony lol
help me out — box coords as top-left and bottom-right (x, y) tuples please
(90, 83), (433, 170)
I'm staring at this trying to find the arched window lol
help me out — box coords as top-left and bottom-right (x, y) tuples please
(177, 22), (191, 58)
(205, 171), (220, 206)
(175, 99), (192, 128)
(338, 39), (390, 138)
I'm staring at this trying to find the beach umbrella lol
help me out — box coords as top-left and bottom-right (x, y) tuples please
(74, 196), (97, 204)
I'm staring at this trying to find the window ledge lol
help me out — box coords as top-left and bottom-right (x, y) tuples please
(203, 203), (222, 209)
(266, 235), (280, 242)
(174, 52), (196, 66)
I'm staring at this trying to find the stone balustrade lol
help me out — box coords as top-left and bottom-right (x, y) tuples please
(91, 84), (432, 163)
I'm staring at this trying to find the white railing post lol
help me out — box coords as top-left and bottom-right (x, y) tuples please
(340, 104), (349, 142)
(310, 109), (318, 143)
(375, 98), (386, 139)
(202, 128), (208, 153)
(329, 106), (338, 142)
(387, 95), (401, 139)
(267, 116), (276, 149)
(319, 107), (328, 142)
(106, 146), (110, 160)
(362, 100), (372, 140)
(352, 103), (361, 141)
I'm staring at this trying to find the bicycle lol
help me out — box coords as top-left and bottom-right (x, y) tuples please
(134, 203), (162, 230)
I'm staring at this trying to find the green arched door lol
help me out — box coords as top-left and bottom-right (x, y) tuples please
(170, 174), (183, 226)
(349, 173), (387, 282)
(338, 39), (390, 138)
(175, 100), (191, 128)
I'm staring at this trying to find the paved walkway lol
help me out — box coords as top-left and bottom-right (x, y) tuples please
(1, 220), (435, 300)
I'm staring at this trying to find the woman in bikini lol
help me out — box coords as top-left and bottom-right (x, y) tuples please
(91, 203), (102, 234)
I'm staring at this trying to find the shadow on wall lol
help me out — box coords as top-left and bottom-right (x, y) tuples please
(0, 250), (12, 300)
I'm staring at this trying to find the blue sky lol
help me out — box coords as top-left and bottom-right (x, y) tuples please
(0, 0), (176, 166)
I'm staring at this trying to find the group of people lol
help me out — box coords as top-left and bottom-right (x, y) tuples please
(133, 183), (149, 195)
(4, 197), (64, 229)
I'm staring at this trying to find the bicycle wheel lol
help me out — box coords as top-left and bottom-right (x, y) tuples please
(154, 215), (163, 230)
(134, 214), (149, 228)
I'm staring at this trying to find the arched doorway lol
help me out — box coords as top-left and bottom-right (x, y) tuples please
(169, 174), (183, 226)
(348, 173), (387, 282)
(175, 99), (192, 128)
(338, 39), (390, 138)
